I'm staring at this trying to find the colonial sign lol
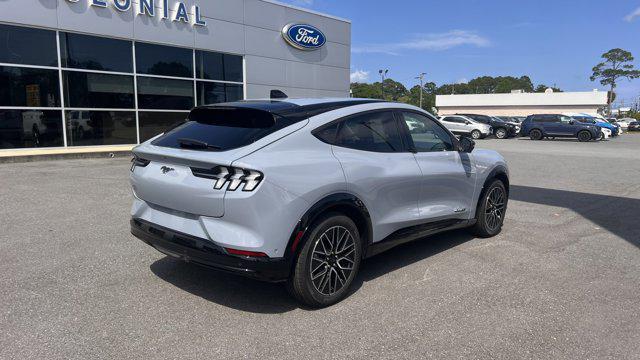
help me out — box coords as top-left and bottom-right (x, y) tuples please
(281, 23), (326, 50)
(64, 0), (207, 27)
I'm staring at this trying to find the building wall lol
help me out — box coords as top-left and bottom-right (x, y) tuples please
(0, 0), (351, 98)
(438, 105), (604, 117)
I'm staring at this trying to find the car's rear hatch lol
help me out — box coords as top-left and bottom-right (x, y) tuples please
(130, 105), (308, 218)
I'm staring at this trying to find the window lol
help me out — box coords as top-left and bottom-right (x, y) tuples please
(0, 24), (57, 67)
(137, 77), (194, 110)
(63, 71), (135, 109)
(195, 51), (243, 82)
(313, 122), (339, 144)
(560, 115), (573, 124)
(443, 116), (465, 124)
(335, 111), (402, 153)
(60, 32), (133, 73)
(196, 82), (243, 105)
(65, 111), (136, 146)
(135, 43), (193, 78)
(0, 110), (63, 149)
(152, 107), (283, 152)
(139, 111), (187, 142)
(0, 66), (60, 107)
(401, 112), (454, 152)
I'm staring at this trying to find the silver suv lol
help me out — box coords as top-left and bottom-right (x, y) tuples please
(130, 99), (509, 307)
(439, 115), (492, 139)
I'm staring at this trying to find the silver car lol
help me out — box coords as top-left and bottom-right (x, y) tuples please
(439, 115), (492, 139)
(130, 98), (509, 307)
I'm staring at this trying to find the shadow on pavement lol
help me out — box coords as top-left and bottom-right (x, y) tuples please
(510, 185), (640, 248)
(150, 229), (477, 313)
(150, 184), (639, 312)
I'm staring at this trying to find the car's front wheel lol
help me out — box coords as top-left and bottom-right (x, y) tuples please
(495, 128), (507, 139)
(470, 179), (508, 238)
(471, 129), (482, 139)
(287, 214), (362, 308)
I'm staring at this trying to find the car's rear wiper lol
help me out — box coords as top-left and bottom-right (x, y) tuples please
(177, 138), (222, 151)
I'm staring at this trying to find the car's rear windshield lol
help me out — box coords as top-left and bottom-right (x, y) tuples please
(151, 107), (295, 151)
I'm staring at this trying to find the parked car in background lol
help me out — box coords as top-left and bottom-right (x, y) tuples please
(497, 116), (521, 124)
(520, 114), (602, 142)
(456, 114), (518, 139)
(439, 115), (492, 139)
(615, 118), (635, 131)
(568, 114), (619, 137)
(628, 121), (640, 131)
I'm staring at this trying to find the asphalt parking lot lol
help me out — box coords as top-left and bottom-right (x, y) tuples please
(1, 134), (639, 359)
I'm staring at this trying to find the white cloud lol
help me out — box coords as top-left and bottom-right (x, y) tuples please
(353, 30), (490, 55)
(350, 69), (370, 83)
(624, 7), (640, 22)
(456, 78), (469, 84)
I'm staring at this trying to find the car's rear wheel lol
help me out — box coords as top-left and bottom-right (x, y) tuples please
(600, 132), (606, 140)
(577, 130), (592, 142)
(529, 129), (543, 140)
(287, 214), (361, 308)
(471, 130), (482, 139)
(470, 179), (508, 238)
(495, 128), (507, 139)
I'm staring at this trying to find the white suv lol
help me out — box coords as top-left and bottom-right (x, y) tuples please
(130, 98), (509, 307)
(439, 115), (492, 139)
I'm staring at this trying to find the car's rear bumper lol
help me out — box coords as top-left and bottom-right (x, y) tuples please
(131, 218), (291, 282)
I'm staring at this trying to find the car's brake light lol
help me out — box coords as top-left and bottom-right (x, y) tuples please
(191, 166), (264, 192)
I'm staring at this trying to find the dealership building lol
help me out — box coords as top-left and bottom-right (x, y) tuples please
(436, 90), (609, 117)
(0, 0), (350, 155)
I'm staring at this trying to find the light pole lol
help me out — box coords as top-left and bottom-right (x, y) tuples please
(378, 69), (388, 99)
(415, 72), (426, 109)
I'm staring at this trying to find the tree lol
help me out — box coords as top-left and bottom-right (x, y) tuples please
(534, 84), (563, 93)
(590, 48), (640, 117)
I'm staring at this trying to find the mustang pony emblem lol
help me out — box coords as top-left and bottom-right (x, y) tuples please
(160, 166), (175, 174)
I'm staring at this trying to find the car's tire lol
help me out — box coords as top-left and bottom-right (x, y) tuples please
(287, 213), (362, 308)
(600, 132), (606, 141)
(469, 179), (508, 238)
(495, 128), (507, 139)
(529, 129), (543, 140)
(470, 130), (482, 139)
(577, 130), (592, 142)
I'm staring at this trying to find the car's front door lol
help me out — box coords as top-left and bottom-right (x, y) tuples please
(329, 110), (423, 242)
(441, 116), (465, 133)
(398, 111), (477, 222)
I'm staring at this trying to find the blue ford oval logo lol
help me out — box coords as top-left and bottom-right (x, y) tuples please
(282, 23), (326, 50)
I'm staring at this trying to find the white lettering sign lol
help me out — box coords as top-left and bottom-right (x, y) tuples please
(64, 0), (207, 27)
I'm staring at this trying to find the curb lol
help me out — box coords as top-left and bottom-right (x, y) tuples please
(0, 151), (133, 164)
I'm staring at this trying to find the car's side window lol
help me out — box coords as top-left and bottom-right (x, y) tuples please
(560, 116), (573, 124)
(334, 111), (403, 153)
(401, 112), (454, 152)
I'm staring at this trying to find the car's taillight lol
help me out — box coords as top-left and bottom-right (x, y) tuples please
(130, 155), (150, 171)
(191, 166), (264, 192)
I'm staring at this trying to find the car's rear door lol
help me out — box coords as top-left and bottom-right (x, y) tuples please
(328, 110), (423, 242)
(398, 111), (477, 222)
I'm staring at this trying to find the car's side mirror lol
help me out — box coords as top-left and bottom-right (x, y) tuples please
(569, 120), (575, 125)
(459, 136), (475, 153)
(465, 121), (471, 125)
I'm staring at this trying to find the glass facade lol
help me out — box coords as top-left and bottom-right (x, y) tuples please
(0, 23), (244, 150)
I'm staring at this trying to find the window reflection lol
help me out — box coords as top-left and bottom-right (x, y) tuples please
(195, 51), (243, 82)
(0, 66), (60, 107)
(65, 111), (136, 146)
(0, 24), (57, 67)
(137, 77), (194, 110)
(63, 71), (135, 109)
(196, 82), (243, 105)
(0, 110), (63, 149)
(136, 43), (193, 78)
(139, 112), (187, 142)
(60, 32), (133, 73)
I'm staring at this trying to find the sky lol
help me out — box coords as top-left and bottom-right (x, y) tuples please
(281, 0), (640, 108)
